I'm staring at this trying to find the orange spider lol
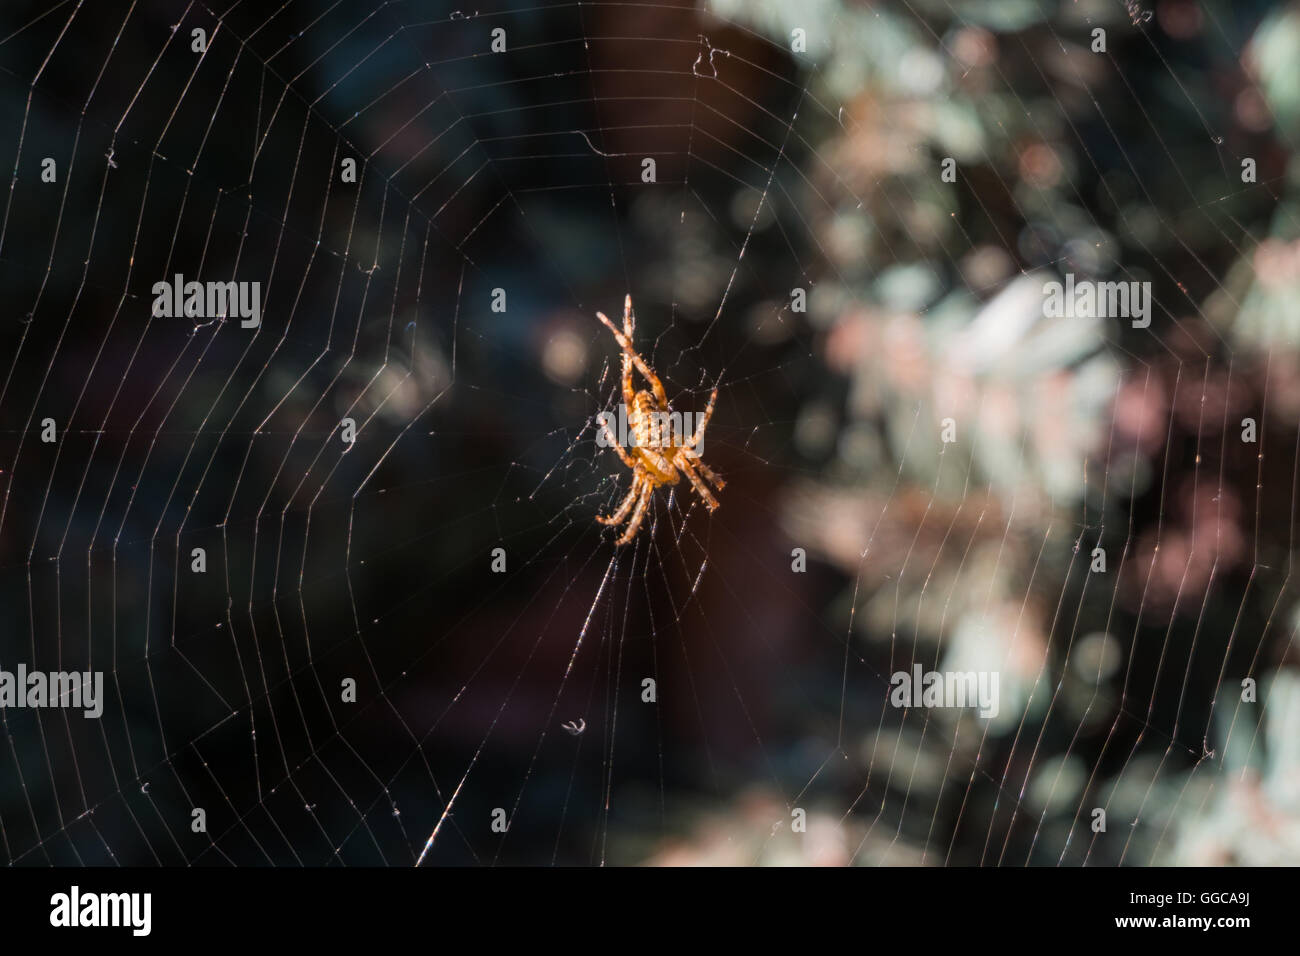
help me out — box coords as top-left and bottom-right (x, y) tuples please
(595, 295), (724, 546)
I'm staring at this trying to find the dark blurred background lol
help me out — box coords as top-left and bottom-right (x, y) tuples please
(0, 0), (1297, 866)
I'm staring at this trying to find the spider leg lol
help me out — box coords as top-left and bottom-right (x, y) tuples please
(601, 417), (637, 469)
(596, 309), (669, 407)
(597, 473), (642, 526)
(598, 308), (637, 407)
(621, 296), (636, 405)
(691, 459), (726, 490)
(677, 455), (721, 511)
(615, 479), (655, 546)
(684, 387), (718, 451)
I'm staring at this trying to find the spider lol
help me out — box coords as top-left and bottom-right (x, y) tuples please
(595, 295), (724, 546)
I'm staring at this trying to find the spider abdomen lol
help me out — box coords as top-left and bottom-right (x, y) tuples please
(628, 390), (677, 450)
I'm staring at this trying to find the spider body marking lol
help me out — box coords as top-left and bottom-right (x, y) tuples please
(595, 295), (724, 546)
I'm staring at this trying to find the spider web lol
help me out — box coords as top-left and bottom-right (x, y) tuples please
(0, 0), (1295, 867)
